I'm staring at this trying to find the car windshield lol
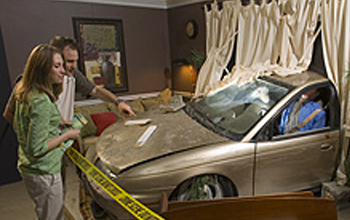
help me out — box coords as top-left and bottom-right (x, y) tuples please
(186, 78), (290, 139)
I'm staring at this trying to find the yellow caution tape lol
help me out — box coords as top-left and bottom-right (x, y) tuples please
(65, 147), (166, 220)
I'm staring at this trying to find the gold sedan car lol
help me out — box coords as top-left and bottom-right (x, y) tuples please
(84, 71), (341, 219)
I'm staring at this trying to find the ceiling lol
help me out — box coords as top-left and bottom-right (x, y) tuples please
(51, 0), (210, 9)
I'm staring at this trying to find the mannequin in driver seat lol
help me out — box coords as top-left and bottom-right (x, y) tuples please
(279, 89), (326, 134)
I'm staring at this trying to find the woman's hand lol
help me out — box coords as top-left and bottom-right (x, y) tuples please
(64, 128), (81, 140)
(47, 128), (80, 152)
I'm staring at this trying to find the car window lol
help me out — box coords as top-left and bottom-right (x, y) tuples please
(278, 88), (327, 135)
(186, 78), (290, 139)
(254, 82), (340, 142)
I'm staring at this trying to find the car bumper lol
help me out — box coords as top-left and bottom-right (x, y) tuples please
(84, 175), (169, 220)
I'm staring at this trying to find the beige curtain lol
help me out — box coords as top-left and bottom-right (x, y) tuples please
(230, 0), (320, 85)
(235, 1), (280, 67)
(224, 0), (281, 86)
(278, 0), (321, 70)
(195, 1), (240, 96)
(195, 0), (321, 96)
(321, 0), (350, 185)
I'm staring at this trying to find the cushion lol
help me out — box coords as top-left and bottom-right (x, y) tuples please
(90, 112), (117, 136)
(74, 103), (109, 137)
(141, 97), (160, 111)
(158, 88), (172, 103)
(141, 88), (172, 111)
(126, 98), (146, 113)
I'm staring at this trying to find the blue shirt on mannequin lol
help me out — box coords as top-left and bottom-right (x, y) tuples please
(279, 100), (326, 134)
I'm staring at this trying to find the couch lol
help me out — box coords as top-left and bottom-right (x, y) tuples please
(73, 89), (173, 156)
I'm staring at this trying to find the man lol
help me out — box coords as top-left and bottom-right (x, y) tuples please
(49, 35), (135, 121)
(3, 75), (23, 124)
(279, 89), (326, 134)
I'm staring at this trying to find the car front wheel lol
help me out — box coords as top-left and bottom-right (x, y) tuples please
(170, 174), (237, 201)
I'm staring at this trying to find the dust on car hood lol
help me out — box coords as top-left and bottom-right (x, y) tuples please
(96, 110), (229, 174)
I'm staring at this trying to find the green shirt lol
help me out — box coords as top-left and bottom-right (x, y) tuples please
(13, 90), (64, 175)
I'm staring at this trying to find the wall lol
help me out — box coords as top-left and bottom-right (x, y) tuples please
(0, 0), (171, 94)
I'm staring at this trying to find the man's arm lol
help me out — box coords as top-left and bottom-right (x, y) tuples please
(3, 107), (14, 124)
(90, 86), (136, 117)
(73, 69), (135, 117)
(3, 87), (16, 124)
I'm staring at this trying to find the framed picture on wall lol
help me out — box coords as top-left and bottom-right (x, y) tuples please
(73, 17), (128, 93)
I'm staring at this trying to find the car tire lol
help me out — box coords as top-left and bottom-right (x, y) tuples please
(90, 200), (108, 219)
(170, 174), (237, 201)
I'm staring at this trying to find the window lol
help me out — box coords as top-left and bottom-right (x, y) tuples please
(254, 82), (340, 142)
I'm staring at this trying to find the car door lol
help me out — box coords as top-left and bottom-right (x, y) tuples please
(253, 82), (341, 195)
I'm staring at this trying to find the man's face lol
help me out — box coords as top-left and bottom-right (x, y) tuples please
(62, 46), (79, 76)
(301, 89), (319, 102)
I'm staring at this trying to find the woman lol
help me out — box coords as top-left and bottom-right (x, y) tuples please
(12, 44), (80, 220)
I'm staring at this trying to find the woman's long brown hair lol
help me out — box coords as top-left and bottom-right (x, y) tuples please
(15, 44), (63, 102)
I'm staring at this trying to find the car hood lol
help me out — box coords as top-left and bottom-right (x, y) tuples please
(96, 110), (229, 174)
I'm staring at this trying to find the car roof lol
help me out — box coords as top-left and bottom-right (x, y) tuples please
(266, 70), (328, 88)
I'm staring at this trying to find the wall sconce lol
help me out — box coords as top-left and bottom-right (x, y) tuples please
(178, 64), (197, 93)
(172, 58), (199, 94)
(188, 64), (197, 92)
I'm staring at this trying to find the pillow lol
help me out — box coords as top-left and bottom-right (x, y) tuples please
(74, 103), (110, 137)
(90, 112), (117, 136)
(141, 97), (160, 111)
(107, 103), (123, 120)
(158, 88), (172, 103)
(141, 89), (172, 111)
(74, 106), (96, 138)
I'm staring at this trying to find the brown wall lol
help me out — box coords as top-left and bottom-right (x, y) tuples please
(0, 0), (325, 95)
(0, 0), (172, 95)
(168, 3), (207, 92)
